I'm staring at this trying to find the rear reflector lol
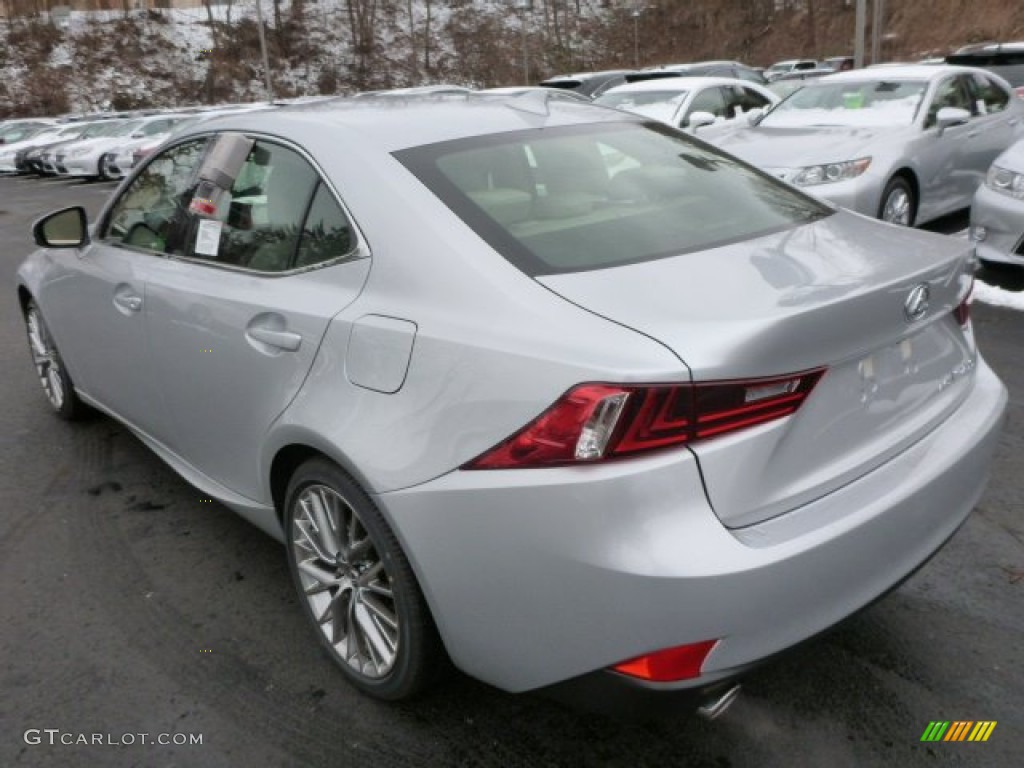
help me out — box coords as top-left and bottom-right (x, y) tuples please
(612, 639), (719, 682)
(954, 276), (974, 327)
(464, 369), (825, 470)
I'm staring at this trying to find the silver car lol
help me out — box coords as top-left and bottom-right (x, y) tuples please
(971, 138), (1024, 267)
(17, 96), (1006, 707)
(713, 65), (1024, 226)
(594, 76), (778, 132)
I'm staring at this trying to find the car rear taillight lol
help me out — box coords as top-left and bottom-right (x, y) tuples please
(464, 369), (825, 470)
(954, 276), (973, 327)
(132, 147), (154, 166)
(611, 639), (719, 682)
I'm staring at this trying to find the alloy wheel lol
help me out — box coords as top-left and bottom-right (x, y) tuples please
(290, 483), (400, 679)
(882, 186), (911, 226)
(26, 306), (66, 411)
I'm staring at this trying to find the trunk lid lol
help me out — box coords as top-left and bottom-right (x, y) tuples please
(538, 210), (976, 527)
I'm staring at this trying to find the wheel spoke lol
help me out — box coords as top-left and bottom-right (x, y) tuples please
(354, 601), (397, 670)
(294, 516), (333, 563)
(307, 488), (341, 558)
(298, 558), (339, 589)
(361, 592), (399, 633)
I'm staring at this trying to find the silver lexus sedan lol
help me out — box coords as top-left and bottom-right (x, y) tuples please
(16, 95), (1007, 709)
(713, 65), (1024, 226)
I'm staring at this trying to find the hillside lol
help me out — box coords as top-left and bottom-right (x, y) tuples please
(1, 0), (1023, 118)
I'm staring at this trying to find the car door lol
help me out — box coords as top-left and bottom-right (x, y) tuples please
(917, 75), (977, 216)
(962, 73), (1017, 189)
(40, 138), (209, 439)
(142, 136), (371, 500)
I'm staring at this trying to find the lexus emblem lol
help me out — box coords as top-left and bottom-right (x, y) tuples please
(904, 283), (930, 322)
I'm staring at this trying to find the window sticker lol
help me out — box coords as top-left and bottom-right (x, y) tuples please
(195, 219), (223, 257)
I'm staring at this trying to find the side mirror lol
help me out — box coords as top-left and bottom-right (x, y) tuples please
(33, 206), (89, 248)
(935, 106), (970, 133)
(746, 107), (766, 124)
(688, 111), (717, 131)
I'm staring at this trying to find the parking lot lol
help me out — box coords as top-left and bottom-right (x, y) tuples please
(1, 175), (1022, 767)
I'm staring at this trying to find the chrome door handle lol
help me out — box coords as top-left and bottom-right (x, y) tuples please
(247, 327), (302, 351)
(966, 130), (979, 138)
(113, 293), (143, 312)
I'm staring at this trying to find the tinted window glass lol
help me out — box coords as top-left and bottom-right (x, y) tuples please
(395, 122), (830, 276)
(103, 139), (207, 253)
(187, 141), (318, 271)
(927, 76), (974, 127)
(739, 86), (772, 112)
(295, 182), (357, 268)
(971, 74), (1010, 114)
(686, 87), (727, 121)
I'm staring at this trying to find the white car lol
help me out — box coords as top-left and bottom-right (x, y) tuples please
(0, 125), (66, 172)
(594, 77), (778, 133)
(61, 118), (165, 179)
(97, 114), (193, 180)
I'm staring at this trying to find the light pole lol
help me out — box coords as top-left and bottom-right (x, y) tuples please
(253, 0), (274, 102)
(515, 1), (532, 85)
(632, 3), (641, 69)
(871, 0), (886, 65)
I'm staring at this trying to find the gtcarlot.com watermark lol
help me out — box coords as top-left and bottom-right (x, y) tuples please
(24, 729), (203, 747)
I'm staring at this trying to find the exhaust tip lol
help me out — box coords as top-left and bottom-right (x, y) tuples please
(696, 683), (742, 720)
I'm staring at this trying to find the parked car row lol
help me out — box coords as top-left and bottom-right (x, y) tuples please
(4, 53), (1022, 267)
(583, 62), (1024, 266)
(0, 103), (271, 182)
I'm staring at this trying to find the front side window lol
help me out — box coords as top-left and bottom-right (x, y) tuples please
(395, 121), (830, 276)
(762, 79), (927, 127)
(926, 76), (974, 127)
(103, 139), (208, 253)
(686, 87), (728, 122)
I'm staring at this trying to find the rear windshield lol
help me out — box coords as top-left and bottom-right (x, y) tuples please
(394, 121), (830, 275)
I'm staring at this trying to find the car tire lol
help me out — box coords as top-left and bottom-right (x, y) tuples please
(284, 458), (445, 700)
(878, 176), (915, 226)
(98, 154), (112, 181)
(23, 300), (88, 420)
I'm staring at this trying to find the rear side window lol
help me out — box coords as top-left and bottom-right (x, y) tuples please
(295, 181), (356, 268)
(395, 121), (830, 276)
(970, 74), (1010, 114)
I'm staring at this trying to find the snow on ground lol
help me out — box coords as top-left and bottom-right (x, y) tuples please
(975, 278), (1024, 311)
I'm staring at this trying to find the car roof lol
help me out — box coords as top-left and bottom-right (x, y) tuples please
(540, 69), (635, 83)
(600, 76), (766, 95)
(820, 64), (980, 81)
(173, 96), (631, 154)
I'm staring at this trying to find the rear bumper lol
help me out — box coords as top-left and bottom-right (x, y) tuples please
(971, 184), (1024, 266)
(377, 358), (1006, 694)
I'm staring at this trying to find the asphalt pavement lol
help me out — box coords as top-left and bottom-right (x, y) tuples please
(1, 175), (1021, 768)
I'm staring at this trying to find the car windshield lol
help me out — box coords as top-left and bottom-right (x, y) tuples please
(594, 90), (689, 122)
(395, 121), (830, 276)
(761, 79), (926, 127)
(106, 120), (143, 137)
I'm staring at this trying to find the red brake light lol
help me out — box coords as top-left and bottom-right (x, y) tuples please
(463, 369), (825, 470)
(612, 639), (719, 682)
